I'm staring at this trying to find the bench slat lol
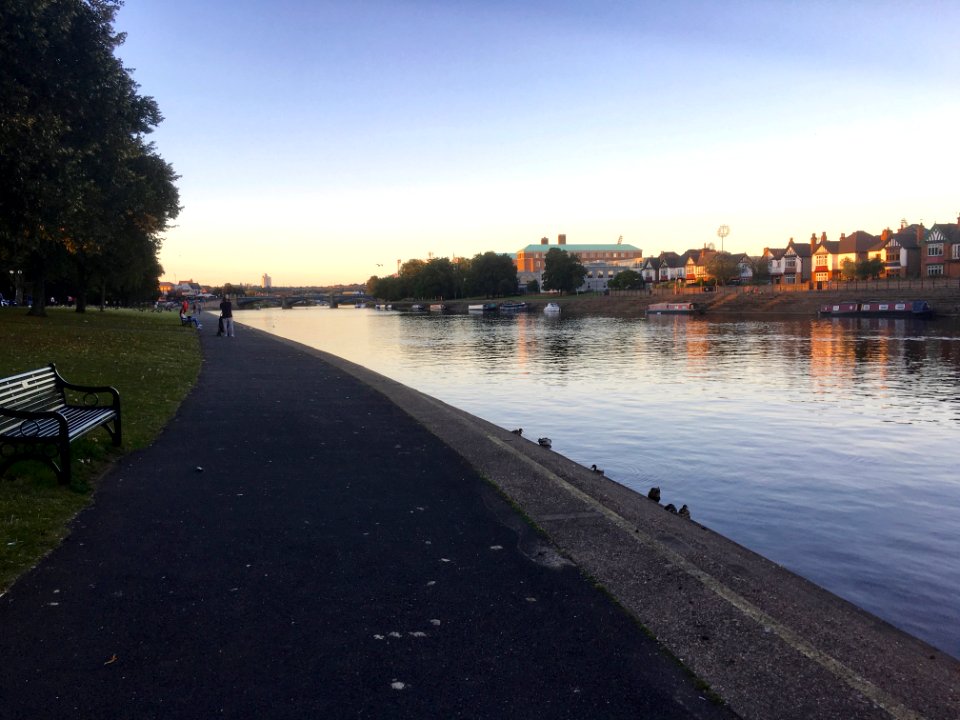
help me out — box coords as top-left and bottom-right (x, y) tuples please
(0, 365), (121, 484)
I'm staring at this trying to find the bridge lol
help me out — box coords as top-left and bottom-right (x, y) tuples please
(234, 293), (372, 309)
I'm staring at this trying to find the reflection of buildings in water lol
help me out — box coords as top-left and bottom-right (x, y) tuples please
(680, 318), (711, 374)
(810, 318), (899, 395)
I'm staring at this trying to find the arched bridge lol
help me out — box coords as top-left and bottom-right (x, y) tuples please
(234, 293), (371, 309)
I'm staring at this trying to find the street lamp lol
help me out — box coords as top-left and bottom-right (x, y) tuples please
(8, 269), (23, 305)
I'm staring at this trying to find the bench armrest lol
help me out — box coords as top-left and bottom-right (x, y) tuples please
(50, 364), (121, 408)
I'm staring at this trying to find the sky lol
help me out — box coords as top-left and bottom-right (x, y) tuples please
(114, 0), (960, 287)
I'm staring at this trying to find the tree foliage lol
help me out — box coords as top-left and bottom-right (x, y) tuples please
(541, 248), (586, 295)
(608, 269), (643, 290)
(705, 252), (740, 286)
(464, 252), (517, 297)
(0, 0), (180, 314)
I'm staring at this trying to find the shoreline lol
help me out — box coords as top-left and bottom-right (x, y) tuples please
(400, 284), (960, 320)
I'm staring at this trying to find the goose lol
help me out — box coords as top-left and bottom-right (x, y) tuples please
(590, 464), (604, 475)
(664, 503), (677, 513)
(647, 487), (661, 502)
(510, 428), (523, 436)
(678, 504), (691, 519)
(537, 437), (552, 449)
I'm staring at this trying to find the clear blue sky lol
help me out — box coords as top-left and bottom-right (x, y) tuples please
(115, 1), (960, 286)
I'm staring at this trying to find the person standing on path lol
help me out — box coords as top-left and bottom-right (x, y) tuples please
(219, 295), (235, 337)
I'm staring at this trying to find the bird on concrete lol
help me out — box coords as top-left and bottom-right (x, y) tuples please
(590, 464), (604, 475)
(664, 503), (677, 513)
(647, 487), (661, 502)
(537, 437), (552, 448)
(678, 504), (691, 519)
(510, 428), (523, 436)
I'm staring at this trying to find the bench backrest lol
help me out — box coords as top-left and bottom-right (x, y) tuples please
(0, 366), (64, 433)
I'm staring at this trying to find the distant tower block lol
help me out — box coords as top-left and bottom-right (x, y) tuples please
(262, 273), (272, 289)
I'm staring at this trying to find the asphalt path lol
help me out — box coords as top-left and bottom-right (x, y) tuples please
(0, 321), (738, 719)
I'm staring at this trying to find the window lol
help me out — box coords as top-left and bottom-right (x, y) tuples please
(928, 243), (944, 257)
(815, 272), (830, 282)
(953, 245), (960, 260)
(927, 264), (944, 276)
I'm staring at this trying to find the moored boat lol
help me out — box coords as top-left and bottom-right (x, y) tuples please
(818, 300), (934, 319)
(499, 302), (528, 313)
(429, 303), (446, 313)
(543, 302), (561, 315)
(468, 303), (498, 313)
(646, 302), (701, 316)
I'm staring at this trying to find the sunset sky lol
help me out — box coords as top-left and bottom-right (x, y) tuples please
(116, 1), (960, 287)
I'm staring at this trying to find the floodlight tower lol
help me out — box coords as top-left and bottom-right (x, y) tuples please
(717, 225), (730, 254)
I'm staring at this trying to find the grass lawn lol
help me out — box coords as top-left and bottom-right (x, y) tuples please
(0, 307), (201, 592)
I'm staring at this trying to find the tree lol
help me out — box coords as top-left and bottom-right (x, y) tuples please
(525, 279), (540, 294)
(608, 269), (643, 290)
(705, 252), (740, 286)
(746, 255), (771, 285)
(0, 0), (176, 316)
(541, 248), (586, 295)
(464, 251), (517, 297)
(840, 258), (857, 281)
(413, 258), (462, 299)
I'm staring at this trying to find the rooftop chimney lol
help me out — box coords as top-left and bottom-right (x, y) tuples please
(540, 237), (548, 245)
(558, 234), (566, 245)
(821, 232), (827, 243)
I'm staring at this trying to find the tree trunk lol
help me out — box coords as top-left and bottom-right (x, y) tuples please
(26, 271), (46, 317)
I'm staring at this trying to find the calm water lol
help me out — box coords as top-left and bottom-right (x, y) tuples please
(238, 306), (960, 658)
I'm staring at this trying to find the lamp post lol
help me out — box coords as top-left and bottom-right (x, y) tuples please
(8, 269), (23, 305)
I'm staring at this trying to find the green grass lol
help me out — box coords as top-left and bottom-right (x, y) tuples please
(0, 307), (201, 591)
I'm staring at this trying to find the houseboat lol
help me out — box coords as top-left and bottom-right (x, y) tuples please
(646, 302), (701, 316)
(818, 300), (934, 319)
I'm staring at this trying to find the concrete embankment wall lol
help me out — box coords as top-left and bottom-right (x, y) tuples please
(267, 333), (960, 720)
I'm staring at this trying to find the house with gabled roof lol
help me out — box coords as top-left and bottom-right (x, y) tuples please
(921, 216), (960, 279)
(656, 251), (690, 283)
(762, 246), (786, 283)
(782, 238), (812, 284)
(811, 231), (880, 282)
(640, 256), (661, 284)
(879, 221), (923, 278)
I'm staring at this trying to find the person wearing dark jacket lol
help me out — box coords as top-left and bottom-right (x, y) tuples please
(219, 296), (234, 337)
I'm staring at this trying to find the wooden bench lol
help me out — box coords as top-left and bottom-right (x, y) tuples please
(0, 364), (122, 485)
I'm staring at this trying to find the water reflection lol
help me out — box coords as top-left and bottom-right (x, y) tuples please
(239, 307), (960, 658)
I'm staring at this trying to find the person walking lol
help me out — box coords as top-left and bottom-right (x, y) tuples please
(219, 295), (235, 337)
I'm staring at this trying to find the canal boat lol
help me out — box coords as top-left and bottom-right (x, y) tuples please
(543, 302), (561, 315)
(429, 303), (446, 313)
(818, 300), (934, 319)
(499, 302), (528, 313)
(646, 302), (701, 316)
(468, 303), (498, 313)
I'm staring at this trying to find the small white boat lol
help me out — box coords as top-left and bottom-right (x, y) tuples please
(543, 302), (561, 315)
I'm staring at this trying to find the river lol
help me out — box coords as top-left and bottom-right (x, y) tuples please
(236, 305), (960, 659)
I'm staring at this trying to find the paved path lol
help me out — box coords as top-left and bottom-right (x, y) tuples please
(0, 323), (736, 719)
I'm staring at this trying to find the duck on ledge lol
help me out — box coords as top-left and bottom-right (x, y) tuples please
(538, 437), (552, 449)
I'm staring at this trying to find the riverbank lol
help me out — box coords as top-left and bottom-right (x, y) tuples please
(423, 284), (960, 319)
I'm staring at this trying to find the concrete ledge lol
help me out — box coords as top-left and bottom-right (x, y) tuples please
(265, 330), (960, 720)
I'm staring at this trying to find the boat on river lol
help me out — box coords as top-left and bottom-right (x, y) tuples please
(499, 302), (528, 313)
(468, 303), (498, 313)
(543, 302), (561, 315)
(818, 300), (934, 319)
(646, 302), (701, 316)
(429, 303), (446, 313)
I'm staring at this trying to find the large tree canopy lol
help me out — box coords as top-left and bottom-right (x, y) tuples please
(542, 248), (586, 295)
(0, 0), (180, 314)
